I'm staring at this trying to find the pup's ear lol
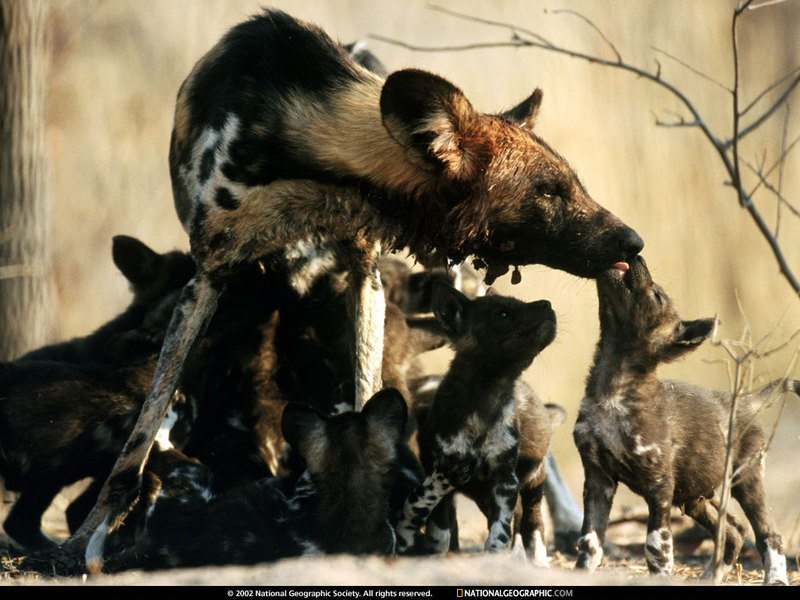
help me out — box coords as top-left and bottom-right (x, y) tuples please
(498, 88), (543, 132)
(380, 69), (491, 182)
(431, 280), (469, 336)
(112, 235), (161, 285)
(672, 318), (716, 348)
(363, 388), (408, 443)
(281, 403), (326, 462)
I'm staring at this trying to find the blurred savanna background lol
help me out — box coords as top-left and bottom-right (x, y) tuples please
(3, 0), (800, 575)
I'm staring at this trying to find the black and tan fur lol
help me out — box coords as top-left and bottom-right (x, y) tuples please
(103, 389), (415, 571)
(0, 236), (194, 550)
(396, 283), (556, 558)
(573, 256), (789, 585)
(69, 9), (642, 565)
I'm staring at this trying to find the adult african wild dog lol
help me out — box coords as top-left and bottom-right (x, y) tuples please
(573, 256), (789, 585)
(68, 9), (642, 565)
(396, 282), (557, 559)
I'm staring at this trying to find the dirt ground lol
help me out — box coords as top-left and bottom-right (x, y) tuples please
(1, 493), (797, 588)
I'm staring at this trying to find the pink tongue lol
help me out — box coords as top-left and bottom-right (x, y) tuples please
(614, 262), (630, 273)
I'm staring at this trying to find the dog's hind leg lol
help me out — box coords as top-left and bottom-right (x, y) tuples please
(67, 274), (222, 568)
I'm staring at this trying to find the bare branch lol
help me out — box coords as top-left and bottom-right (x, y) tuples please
(726, 68), (800, 148)
(547, 8), (621, 63)
(652, 47), (731, 93)
(739, 64), (800, 117)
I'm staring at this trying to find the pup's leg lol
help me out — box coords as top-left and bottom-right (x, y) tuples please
(71, 274), (221, 567)
(683, 496), (746, 581)
(483, 468), (520, 552)
(643, 487), (675, 576)
(396, 472), (455, 554)
(418, 491), (457, 554)
(575, 467), (617, 572)
(516, 473), (549, 566)
(732, 468), (788, 585)
(3, 481), (62, 550)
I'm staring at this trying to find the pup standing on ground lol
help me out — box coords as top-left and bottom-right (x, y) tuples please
(396, 283), (556, 559)
(573, 256), (789, 585)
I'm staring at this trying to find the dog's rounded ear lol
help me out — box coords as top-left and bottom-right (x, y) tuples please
(673, 318), (716, 348)
(431, 280), (469, 336)
(112, 235), (161, 285)
(363, 388), (408, 442)
(281, 403), (326, 461)
(380, 69), (491, 182)
(498, 88), (543, 132)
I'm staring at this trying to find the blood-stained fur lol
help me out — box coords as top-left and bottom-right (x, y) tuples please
(102, 389), (416, 571)
(573, 256), (790, 585)
(68, 9), (643, 566)
(396, 283), (556, 559)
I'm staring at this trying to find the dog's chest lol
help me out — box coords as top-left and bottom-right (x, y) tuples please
(574, 394), (666, 474)
(434, 399), (519, 470)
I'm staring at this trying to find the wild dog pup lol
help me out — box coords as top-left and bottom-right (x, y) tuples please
(103, 389), (413, 571)
(396, 282), (556, 557)
(68, 7), (644, 567)
(573, 255), (789, 585)
(0, 237), (193, 550)
(411, 375), (566, 565)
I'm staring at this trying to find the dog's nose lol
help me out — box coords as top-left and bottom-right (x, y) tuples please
(532, 299), (552, 312)
(618, 228), (644, 256)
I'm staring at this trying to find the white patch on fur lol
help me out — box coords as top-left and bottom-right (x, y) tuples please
(437, 401), (516, 462)
(155, 407), (178, 450)
(763, 540), (788, 585)
(511, 534), (527, 563)
(577, 531), (603, 572)
(85, 515), (110, 568)
(331, 401), (353, 415)
(415, 377), (442, 395)
(283, 238), (338, 296)
(530, 530), (550, 567)
(633, 434), (661, 457)
(644, 527), (674, 575)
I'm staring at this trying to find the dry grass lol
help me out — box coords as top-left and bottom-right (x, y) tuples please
(3, 0), (799, 586)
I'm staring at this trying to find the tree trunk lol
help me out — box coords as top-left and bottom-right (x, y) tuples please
(0, 0), (55, 360)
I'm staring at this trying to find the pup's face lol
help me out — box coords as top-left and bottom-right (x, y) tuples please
(431, 282), (556, 371)
(595, 255), (714, 364)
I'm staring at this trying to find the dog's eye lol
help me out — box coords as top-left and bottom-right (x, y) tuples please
(653, 291), (663, 306)
(497, 310), (508, 319)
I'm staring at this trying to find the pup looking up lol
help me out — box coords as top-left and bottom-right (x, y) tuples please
(573, 255), (789, 585)
(396, 282), (556, 558)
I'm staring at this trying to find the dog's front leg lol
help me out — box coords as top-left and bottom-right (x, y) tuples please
(396, 471), (455, 554)
(575, 466), (617, 572)
(484, 468), (519, 552)
(644, 486), (675, 576)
